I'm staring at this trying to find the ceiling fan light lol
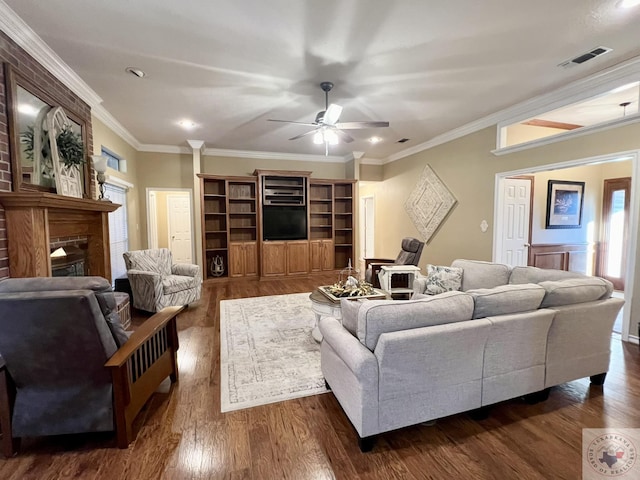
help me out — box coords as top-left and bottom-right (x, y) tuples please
(325, 130), (339, 145)
(618, 0), (640, 8)
(313, 131), (324, 144)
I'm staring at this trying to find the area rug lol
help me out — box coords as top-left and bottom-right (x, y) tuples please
(220, 292), (328, 412)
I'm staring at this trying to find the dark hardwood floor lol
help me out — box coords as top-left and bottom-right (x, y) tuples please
(1, 274), (639, 479)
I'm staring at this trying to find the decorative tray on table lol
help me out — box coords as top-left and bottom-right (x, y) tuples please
(318, 284), (388, 303)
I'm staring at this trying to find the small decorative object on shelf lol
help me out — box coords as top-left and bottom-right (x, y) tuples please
(209, 255), (225, 277)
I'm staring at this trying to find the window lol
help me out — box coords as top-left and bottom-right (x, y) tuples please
(105, 183), (129, 282)
(101, 146), (125, 172)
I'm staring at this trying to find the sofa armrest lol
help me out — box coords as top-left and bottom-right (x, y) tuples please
(412, 272), (428, 295)
(172, 263), (201, 280)
(319, 317), (378, 378)
(105, 305), (183, 448)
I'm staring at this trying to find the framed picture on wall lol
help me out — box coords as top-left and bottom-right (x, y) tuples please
(545, 180), (585, 229)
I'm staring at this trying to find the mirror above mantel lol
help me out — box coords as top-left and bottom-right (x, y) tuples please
(4, 63), (91, 197)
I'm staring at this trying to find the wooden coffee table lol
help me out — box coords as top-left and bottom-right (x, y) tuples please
(309, 287), (389, 342)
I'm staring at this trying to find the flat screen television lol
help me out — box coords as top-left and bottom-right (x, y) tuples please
(263, 206), (307, 241)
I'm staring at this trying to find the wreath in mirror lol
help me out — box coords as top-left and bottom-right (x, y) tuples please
(20, 106), (85, 197)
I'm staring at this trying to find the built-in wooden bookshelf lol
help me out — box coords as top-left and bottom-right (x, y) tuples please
(228, 179), (258, 277)
(201, 177), (228, 280)
(333, 181), (355, 269)
(198, 172), (355, 279)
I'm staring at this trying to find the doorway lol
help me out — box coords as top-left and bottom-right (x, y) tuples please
(499, 176), (532, 267)
(146, 188), (195, 263)
(599, 177), (631, 291)
(493, 151), (638, 343)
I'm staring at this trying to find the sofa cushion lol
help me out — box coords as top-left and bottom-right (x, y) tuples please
(539, 278), (611, 307)
(356, 291), (474, 350)
(423, 264), (463, 295)
(509, 266), (585, 284)
(451, 259), (511, 291)
(162, 275), (196, 294)
(466, 283), (545, 319)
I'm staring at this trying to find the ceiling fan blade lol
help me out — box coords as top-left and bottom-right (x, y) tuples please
(334, 129), (354, 143)
(335, 121), (390, 129)
(288, 129), (318, 141)
(323, 104), (343, 125)
(268, 119), (318, 126)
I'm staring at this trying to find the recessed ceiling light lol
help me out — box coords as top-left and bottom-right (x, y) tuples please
(368, 136), (382, 144)
(125, 67), (146, 78)
(618, 0), (640, 8)
(178, 119), (197, 130)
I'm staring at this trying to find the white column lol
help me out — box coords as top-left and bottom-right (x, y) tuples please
(187, 139), (205, 278)
(350, 151), (364, 269)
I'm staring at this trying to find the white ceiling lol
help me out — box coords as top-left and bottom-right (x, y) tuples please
(4, 0), (640, 160)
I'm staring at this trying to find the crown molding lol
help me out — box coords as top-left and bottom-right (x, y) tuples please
(359, 157), (385, 166)
(202, 147), (347, 163)
(0, 1), (102, 107)
(138, 144), (191, 154)
(385, 54), (640, 165)
(186, 140), (205, 152)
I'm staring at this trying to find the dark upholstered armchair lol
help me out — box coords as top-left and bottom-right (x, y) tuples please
(0, 277), (183, 456)
(123, 248), (202, 313)
(364, 237), (425, 288)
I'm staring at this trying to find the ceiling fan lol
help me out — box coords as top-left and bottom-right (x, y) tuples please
(268, 82), (390, 154)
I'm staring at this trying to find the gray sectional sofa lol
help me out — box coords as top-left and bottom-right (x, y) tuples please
(319, 259), (625, 451)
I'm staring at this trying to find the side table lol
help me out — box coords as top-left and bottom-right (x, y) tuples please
(378, 265), (421, 298)
(114, 292), (131, 330)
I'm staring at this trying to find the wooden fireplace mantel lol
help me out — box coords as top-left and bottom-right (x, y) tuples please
(0, 192), (120, 280)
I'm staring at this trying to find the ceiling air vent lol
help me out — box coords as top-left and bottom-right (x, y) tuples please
(397, 138), (410, 143)
(558, 46), (612, 69)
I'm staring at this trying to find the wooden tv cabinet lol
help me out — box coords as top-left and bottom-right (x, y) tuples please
(197, 171), (355, 280)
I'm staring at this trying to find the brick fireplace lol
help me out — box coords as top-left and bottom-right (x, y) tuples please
(0, 192), (119, 281)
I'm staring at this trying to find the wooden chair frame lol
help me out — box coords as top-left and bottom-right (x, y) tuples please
(0, 305), (183, 455)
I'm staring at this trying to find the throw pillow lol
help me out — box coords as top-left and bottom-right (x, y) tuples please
(424, 264), (463, 295)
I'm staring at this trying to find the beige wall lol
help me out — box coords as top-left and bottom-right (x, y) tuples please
(359, 163), (383, 181)
(91, 117), (142, 250)
(505, 123), (566, 146)
(366, 123), (640, 264)
(135, 151), (194, 247)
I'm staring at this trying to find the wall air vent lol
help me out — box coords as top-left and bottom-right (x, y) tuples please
(558, 46), (612, 69)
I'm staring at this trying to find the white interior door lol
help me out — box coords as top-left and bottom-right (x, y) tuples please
(167, 193), (193, 263)
(501, 177), (531, 266)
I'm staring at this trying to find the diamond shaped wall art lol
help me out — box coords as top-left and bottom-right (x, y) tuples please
(404, 164), (457, 243)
